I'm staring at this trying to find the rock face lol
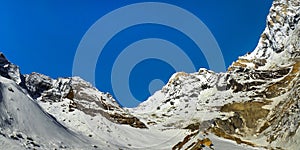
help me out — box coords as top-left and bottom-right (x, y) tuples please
(0, 53), (22, 85)
(223, 1), (300, 148)
(244, 0), (300, 65)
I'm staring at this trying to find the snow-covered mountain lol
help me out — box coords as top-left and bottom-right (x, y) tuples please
(1, 0), (300, 149)
(0, 55), (257, 150)
(130, 0), (300, 149)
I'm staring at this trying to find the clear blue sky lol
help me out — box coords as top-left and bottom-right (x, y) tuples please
(0, 0), (273, 105)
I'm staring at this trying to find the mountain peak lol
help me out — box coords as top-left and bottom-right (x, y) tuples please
(0, 52), (22, 84)
(229, 0), (300, 71)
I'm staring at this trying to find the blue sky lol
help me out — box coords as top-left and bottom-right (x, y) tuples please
(0, 0), (273, 106)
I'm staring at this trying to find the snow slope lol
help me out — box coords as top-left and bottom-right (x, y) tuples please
(0, 76), (99, 149)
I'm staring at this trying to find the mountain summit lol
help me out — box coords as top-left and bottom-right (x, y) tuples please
(1, 0), (300, 149)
